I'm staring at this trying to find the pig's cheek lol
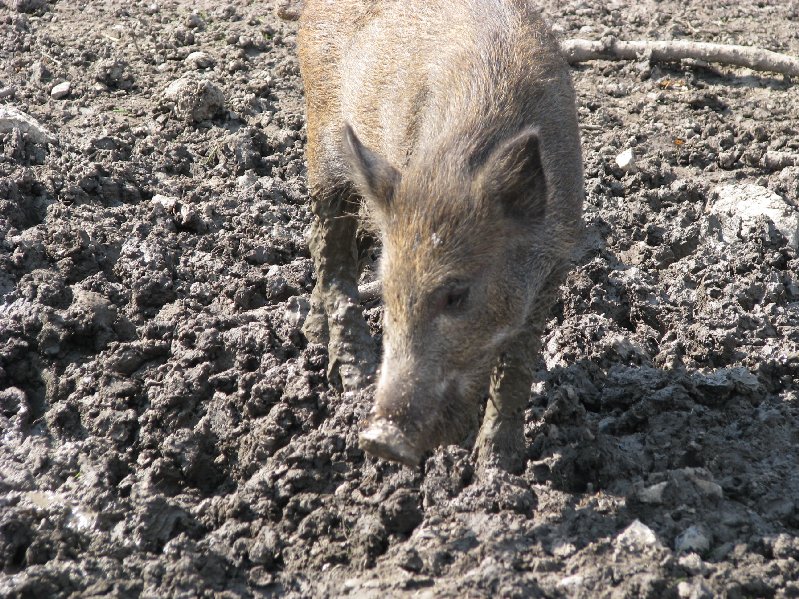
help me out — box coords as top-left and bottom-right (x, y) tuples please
(456, 377), (471, 399)
(435, 370), (474, 399)
(486, 326), (512, 350)
(434, 374), (463, 401)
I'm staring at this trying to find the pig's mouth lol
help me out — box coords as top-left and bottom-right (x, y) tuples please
(359, 419), (422, 467)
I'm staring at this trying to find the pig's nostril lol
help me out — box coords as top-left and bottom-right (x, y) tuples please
(359, 420), (421, 467)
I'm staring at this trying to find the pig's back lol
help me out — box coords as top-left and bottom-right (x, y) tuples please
(300, 0), (583, 223)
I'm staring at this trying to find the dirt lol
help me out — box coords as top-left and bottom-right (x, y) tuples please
(1, 0), (798, 597)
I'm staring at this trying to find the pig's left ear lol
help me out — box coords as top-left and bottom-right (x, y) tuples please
(477, 127), (548, 222)
(342, 123), (400, 212)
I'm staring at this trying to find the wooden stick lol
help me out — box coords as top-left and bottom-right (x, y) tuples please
(561, 38), (799, 77)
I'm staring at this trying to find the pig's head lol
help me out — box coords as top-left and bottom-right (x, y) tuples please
(342, 124), (553, 466)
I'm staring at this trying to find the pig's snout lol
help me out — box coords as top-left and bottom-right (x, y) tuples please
(359, 419), (422, 467)
(359, 365), (427, 467)
(359, 366), (436, 467)
(359, 372), (469, 467)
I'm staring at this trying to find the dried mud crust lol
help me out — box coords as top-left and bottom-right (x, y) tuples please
(1, 0), (798, 597)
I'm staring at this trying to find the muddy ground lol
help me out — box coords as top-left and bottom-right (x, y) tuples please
(1, 0), (798, 597)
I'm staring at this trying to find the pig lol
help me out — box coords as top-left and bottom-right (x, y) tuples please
(296, 0), (584, 472)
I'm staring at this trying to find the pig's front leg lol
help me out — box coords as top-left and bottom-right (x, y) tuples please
(304, 184), (377, 392)
(474, 330), (539, 474)
(474, 272), (565, 473)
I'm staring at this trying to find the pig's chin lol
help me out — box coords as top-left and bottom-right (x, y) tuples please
(359, 376), (482, 467)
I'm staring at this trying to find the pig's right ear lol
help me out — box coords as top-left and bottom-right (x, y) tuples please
(477, 127), (548, 223)
(342, 123), (400, 210)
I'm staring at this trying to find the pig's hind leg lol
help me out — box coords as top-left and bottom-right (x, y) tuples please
(474, 271), (565, 473)
(303, 177), (377, 392)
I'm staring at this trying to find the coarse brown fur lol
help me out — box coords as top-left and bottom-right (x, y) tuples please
(298, 0), (584, 470)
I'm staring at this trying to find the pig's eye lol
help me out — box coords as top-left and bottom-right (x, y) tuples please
(432, 284), (470, 315)
(445, 287), (469, 309)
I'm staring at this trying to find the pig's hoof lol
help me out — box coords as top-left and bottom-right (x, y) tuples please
(359, 421), (421, 467)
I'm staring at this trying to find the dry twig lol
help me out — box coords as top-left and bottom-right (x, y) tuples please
(561, 38), (799, 77)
